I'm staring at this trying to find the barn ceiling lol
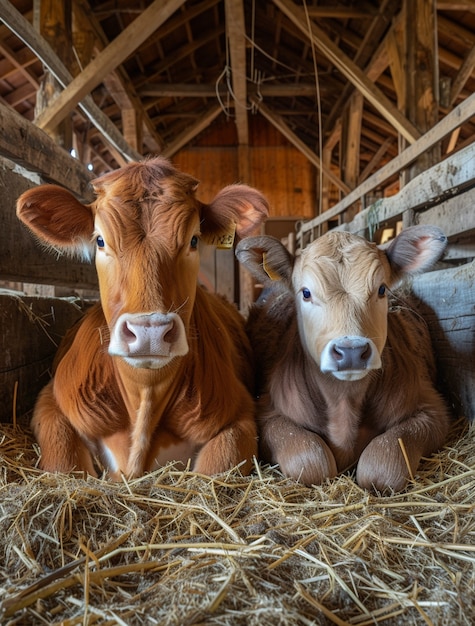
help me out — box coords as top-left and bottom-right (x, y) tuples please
(0, 0), (474, 184)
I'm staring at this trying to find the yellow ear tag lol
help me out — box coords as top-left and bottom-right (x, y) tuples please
(263, 252), (281, 281)
(215, 222), (236, 249)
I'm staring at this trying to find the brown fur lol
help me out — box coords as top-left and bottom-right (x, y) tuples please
(236, 228), (450, 493)
(17, 157), (268, 479)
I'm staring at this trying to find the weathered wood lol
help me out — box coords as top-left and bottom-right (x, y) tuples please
(272, 0), (421, 144)
(0, 158), (98, 289)
(401, 0), (440, 191)
(35, 0), (186, 134)
(0, 292), (84, 422)
(298, 92), (475, 237)
(0, 103), (93, 200)
(417, 189), (475, 255)
(225, 0), (248, 145)
(411, 263), (475, 421)
(332, 141), (475, 239)
(0, 1), (142, 163)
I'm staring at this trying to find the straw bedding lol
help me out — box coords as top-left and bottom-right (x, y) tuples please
(0, 417), (473, 625)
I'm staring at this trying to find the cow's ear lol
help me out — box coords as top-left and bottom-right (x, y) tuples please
(236, 235), (294, 285)
(17, 185), (94, 259)
(383, 225), (447, 279)
(200, 184), (269, 245)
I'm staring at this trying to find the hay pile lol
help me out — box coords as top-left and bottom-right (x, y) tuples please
(0, 419), (473, 625)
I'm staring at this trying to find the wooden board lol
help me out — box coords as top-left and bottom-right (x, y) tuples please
(0, 158), (98, 290)
(0, 292), (84, 423)
(411, 262), (475, 422)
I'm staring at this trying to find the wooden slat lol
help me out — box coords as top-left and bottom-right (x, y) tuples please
(333, 141), (475, 238)
(412, 263), (475, 421)
(34, 0), (186, 134)
(298, 92), (475, 235)
(272, 0), (421, 144)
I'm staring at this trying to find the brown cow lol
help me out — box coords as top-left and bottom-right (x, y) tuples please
(236, 227), (450, 492)
(17, 157), (268, 479)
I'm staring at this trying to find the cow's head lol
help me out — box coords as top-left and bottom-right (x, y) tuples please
(236, 226), (446, 381)
(17, 158), (268, 370)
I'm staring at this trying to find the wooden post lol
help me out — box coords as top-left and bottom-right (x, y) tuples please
(34, 0), (74, 151)
(399, 0), (440, 225)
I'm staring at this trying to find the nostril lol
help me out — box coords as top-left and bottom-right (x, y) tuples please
(360, 343), (372, 363)
(123, 321), (137, 341)
(332, 345), (344, 362)
(162, 320), (177, 344)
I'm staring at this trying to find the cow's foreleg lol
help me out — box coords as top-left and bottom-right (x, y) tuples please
(356, 403), (449, 493)
(260, 412), (337, 485)
(193, 415), (258, 476)
(31, 381), (97, 475)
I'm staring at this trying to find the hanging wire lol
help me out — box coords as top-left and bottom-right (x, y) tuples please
(215, 66), (233, 117)
(302, 0), (324, 220)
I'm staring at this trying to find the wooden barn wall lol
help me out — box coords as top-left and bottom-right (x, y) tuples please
(0, 157), (97, 291)
(173, 116), (315, 219)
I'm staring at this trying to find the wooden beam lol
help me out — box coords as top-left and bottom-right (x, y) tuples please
(161, 105), (222, 158)
(306, 6), (379, 18)
(73, 0), (162, 153)
(401, 0), (440, 191)
(297, 91), (475, 233)
(251, 97), (351, 195)
(343, 92), (364, 189)
(224, 0), (248, 146)
(34, 0), (186, 134)
(272, 0), (421, 144)
(358, 137), (393, 183)
(0, 1), (142, 163)
(436, 0), (475, 10)
(139, 83), (322, 98)
(0, 101), (93, 200)
(450, 44), (475, 105)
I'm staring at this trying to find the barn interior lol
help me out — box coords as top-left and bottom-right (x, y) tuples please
(0, 1), (474, 623)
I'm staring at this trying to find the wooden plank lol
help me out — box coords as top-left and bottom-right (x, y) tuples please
(251, 98), (351, 194)
(298, 92), (475, 236)
(417, 189), (475, 238)
(34, 0), (186, 134)
(272, 0), (421, 144)
(333, 142), (475, 238)
(0, 292), (84, 422)
(0, 103), (93, 200)
(0, 159), (98, 289)
(411, 263), (475, 421)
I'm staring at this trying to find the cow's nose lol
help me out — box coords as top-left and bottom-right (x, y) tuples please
(332, 338), (372, 370)
(123, 317), (175, 356)
(109, 312), (189, 367)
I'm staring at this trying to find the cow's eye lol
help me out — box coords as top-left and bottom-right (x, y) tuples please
(302, 288), (312, 301)
(378, 284), (386, 298)
(190, 235), (199, 250)
(96, 235), (105, 249)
